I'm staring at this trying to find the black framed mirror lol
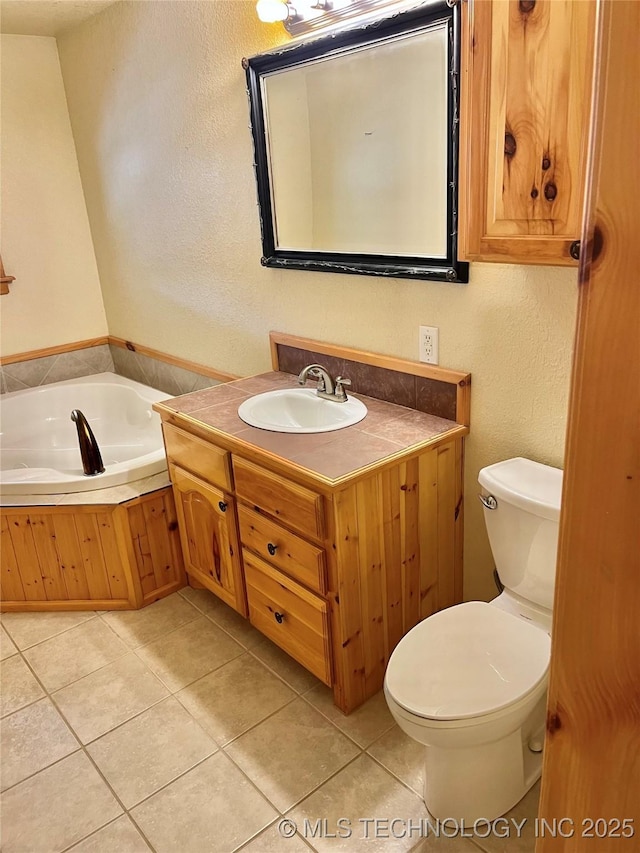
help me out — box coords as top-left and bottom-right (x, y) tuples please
(243, 0), (469, 283)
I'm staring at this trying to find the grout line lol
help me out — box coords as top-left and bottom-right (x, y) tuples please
(0, 611), (100, 652)
(59, 814), (154, 853)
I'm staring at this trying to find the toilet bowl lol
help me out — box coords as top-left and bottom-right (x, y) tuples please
(384, 457), (562, 822)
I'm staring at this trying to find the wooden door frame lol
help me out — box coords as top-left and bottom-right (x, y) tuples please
(538, 0), (640, 848)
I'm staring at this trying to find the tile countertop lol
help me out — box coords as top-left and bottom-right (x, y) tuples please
(156, 372), (468, 486)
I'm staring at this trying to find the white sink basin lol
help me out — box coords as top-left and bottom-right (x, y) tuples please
(237, 388), (367, 433)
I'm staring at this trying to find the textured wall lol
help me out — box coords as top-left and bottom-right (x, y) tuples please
(0, 35), (107, 356)
(57, 1), (579, 600)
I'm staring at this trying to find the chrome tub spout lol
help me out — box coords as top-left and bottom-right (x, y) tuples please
(70, 410), (105, 476)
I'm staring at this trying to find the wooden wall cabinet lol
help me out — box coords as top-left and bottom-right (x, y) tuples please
(460, 0), (596, 265)
(161, 419), (464, 713)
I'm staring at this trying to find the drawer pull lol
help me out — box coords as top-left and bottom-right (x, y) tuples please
(274, 611), (285, 624)
(218, 501), (228, 512)
(267, 542), (278, 556)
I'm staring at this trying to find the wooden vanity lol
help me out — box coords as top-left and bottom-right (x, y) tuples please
(155, 334), (470, 713)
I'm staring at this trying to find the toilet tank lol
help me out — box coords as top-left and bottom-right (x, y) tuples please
(478, 458), (563, 611)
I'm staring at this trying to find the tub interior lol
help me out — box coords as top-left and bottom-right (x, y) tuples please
(0, 373), (170, 493)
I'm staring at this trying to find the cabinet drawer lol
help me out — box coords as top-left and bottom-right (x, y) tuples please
(233, 457), (325, 540)
(163, 423), (231, 490)
(238, 506), (326, 594)
(244, 551), (331, 686)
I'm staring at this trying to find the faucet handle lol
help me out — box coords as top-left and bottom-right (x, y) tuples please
(334, 376), (351, 401)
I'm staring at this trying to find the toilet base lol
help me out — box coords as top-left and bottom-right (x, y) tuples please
(423, 727), (542, 822)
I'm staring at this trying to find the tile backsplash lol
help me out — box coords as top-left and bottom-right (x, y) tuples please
(0, 344), (219, 397)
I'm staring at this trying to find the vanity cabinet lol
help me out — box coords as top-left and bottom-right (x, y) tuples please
(460, 0), (596, 265)
(161, 417), (465, 713)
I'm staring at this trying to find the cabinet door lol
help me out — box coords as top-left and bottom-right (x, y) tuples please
(460, 0), (595, 265)
(170, 464), (247, 616)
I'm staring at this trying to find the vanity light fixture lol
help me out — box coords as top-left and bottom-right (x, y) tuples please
(256, 0), (362, 36)
(255, 0), (428, 38)
(255, 0), (297, 24)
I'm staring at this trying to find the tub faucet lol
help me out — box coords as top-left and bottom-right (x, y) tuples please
(71, 410), (105, 476)
(297, 363), (352, 402)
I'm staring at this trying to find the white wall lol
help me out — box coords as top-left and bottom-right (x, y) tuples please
(57, 1), (579, 601)
(0, 35), (107, 356)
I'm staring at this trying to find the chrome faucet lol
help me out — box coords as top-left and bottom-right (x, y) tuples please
(297, 363), (352, 402)
(71, 410), (105, 476)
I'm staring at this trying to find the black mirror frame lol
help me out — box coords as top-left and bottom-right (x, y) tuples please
(243, 0), (469, 284)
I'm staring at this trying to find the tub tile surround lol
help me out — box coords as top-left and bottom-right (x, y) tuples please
(0, 345), (114, 393)
(0, 342), (221, 396)
(0, 588), (539, 852)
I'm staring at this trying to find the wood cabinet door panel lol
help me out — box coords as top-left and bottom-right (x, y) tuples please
(233, 457), (325, 540)
(460, 0), (595, 264)
(244, 550), (331, 685)
(237, 505), (326, 594)
(163, 423), (232, 490)
(171, 464), (246, 615)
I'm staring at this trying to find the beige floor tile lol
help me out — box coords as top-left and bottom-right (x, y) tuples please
(23, 618), (128, 692)
(0, 624), (18, 660)
(304, 685), (395, 748)
(179, 586), (263, 648)
(240, 821), (310, 852)
(367, 725), (424, 796)
(226, 698), (360, 812)
(289, 754), (428, 852)
(0, 654), (45, 717)
(131, 752), (277, 853)
(67, 815), (151, 852)
(250, 636), (323, 694)
(53, 652), (169, 744)
(412, 834), (486, 852)
(0, 697), (79, 791)
(470, 781), (539, 853)
(176, 653), (296, 745)
(88, 696), (217, 807)
(0, 751), (122, 853)
(101, 593), (201, 649)
(135, 615), (243, 692)
(0, 610), (96, 650)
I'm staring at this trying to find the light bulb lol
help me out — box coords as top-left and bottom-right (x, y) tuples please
(256, 0), (290, 23)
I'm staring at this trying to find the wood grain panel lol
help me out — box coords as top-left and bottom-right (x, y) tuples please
(238, 505), (326, 593)
(538, 0), (640, 843)
(436, 443), (457, 611)
(460, 0), (595, 264)
(171, 465), (245, 615)
(7, 516), (48, 601)
(234, 456), (325, 540)
(95, 511), (131, 601)
(418, 450), (439, 620)
(244, 550), (332, 686)
(74, 514), (111, 601)
(163, 423), (232, 490)
(355, 475), (386, 694)
(381, 465), (403, 653)
(0, 515), (25, 601)
(0, 488), (185, 612)
(27, 514), (67, 601)
(51, 515), (91, 600)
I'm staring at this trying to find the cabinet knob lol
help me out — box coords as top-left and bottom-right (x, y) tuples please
(218, 501), (227, 512)
(274, 611), (285, 624)
(267, 542), (278, 556)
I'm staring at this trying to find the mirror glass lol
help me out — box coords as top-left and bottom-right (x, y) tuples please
(244, 1), (468, 282)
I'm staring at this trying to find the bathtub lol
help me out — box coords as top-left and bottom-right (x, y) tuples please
(0, 373), (169, 495)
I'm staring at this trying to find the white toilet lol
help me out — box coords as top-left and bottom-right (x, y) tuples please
(384, 457), (562, 822)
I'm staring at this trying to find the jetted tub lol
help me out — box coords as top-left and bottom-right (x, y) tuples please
(0, 373), (169, 495)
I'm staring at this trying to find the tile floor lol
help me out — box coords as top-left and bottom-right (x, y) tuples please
(0, 589), (540, 852)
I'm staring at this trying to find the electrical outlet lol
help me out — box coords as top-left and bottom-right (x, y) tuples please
(419, 325), (439, 364)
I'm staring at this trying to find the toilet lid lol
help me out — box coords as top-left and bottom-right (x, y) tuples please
(386, 602), (550, 721)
